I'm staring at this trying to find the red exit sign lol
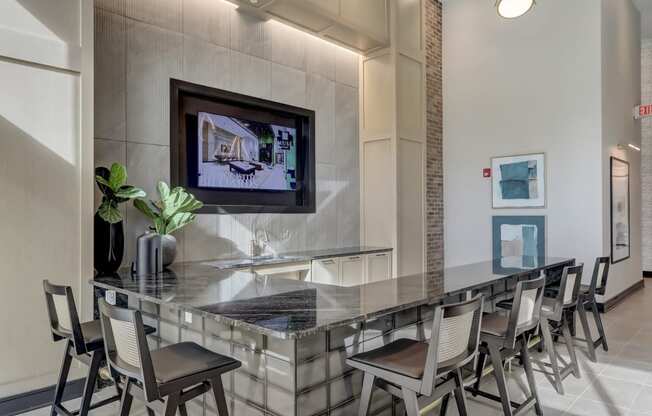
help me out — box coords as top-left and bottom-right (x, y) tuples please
(635, 104), (652, 119)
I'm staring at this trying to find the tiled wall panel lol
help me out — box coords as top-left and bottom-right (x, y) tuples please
(93, 0), (361, 267)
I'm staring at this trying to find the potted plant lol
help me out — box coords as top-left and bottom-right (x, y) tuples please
(134, 181), (203, 267)
(95, 163), (146, 274)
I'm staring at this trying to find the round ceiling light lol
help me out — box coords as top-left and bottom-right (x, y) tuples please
(496, 0), (535, 19)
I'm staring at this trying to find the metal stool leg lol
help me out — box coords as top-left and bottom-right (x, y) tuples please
(178, 403), (189, 416)
(520, 337), (543, 416)
(562, 320), (581, 378)
(401, 387), (420, 416)
(452, 368), (469, 416)
(471, 351), (486, 396)
(488, 344), (513, 416)
(164, 392), (180, 416)
(540, 321), (564, 394)
(577, 301), (597, 361)
(359, 373), (375, 416)
(439, 393), (450, 416)
(51, 341), (73, 416)
(210, 377), (230, 416)
(78, 350), (102, 416)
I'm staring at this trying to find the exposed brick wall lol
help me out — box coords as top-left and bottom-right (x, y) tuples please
(425, 0), (444, 276)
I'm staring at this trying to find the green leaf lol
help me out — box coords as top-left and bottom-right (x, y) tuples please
(95, 175), (111, 189)
(115, 185), (146, 200)
(165, 212), (195, 235)
(157, 181), (170, 202)
(97, 201), (123, 224)
(133, 199), (157, 220)
(108, 163), (127, 191)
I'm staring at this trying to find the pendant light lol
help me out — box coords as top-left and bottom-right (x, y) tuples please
(496, 0), (535, 19)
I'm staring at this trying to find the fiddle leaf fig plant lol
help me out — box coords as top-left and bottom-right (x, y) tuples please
(134, 181), (204, 235)
(95, 163), (146, 224)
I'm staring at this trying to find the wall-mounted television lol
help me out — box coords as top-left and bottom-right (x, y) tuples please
(171, 79), (316, 213)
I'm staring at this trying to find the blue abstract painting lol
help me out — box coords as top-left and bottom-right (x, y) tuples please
(492, 216), (545, 272)
(492, 154), (545, 208)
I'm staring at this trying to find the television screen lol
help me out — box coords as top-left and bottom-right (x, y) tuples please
(196, 112), (298, 192)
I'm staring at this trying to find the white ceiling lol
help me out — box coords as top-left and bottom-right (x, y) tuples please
(633, 0), (652, 39)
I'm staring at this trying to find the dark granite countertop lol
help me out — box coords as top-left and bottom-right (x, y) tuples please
(201, 246), (392, 270)
(92, 256), (573, 339)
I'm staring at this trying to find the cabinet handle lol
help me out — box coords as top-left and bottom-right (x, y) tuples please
(375, 253), (387, 257)
(322, 259), (335, 265)
(348, 256), (361, 260)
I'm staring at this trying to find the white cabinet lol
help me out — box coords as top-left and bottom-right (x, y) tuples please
(310, 251), (392, 286)
(366, 252), (392, 283)
(340, 255), (365, 287)
(311, 258), (340, 285)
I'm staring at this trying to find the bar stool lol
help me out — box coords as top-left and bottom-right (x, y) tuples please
(43, 280), (122, 416)
(577, 257), (610, 361)
(468, 276), (546, 416)
(345, 295), (484, 416)
(98, 299), (241, 416)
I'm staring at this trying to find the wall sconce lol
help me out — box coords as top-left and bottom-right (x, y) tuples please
(617, 143), (641, 152)
(496, 0), (536, 19)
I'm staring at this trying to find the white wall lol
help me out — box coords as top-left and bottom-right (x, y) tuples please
(94, 0), (361, 264)
(601, 0), (642, 299)
(0, 0), (94, 397)
(443, 0), (603, 270)
(444, 0), (642, 300)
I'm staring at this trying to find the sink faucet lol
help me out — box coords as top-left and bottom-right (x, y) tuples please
(250, 228), (270, 258)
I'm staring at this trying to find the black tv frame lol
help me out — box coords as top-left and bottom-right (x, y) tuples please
(170, 79), (316, 214)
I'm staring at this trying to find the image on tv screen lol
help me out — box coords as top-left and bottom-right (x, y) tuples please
(196, 112), (298, 191)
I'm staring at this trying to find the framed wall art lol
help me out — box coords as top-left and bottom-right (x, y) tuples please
(492, 153), (545, 208)
(610, 157), (630, 264)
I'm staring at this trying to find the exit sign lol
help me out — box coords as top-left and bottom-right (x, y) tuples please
(635, 104), (652, 119)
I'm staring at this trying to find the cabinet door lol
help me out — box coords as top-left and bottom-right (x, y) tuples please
(366, 252), (391, 283)
(340, 256), (365, 287)
(311, 258), (340, 285)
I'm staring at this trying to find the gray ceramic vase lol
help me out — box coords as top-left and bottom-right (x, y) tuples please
(161, 234), (177, 267)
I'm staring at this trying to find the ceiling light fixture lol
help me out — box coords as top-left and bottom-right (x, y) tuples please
(496, 0), (535, 19)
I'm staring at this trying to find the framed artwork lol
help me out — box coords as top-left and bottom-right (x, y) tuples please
(610, 157), (630, 264)
(492, 153), (545, 208)
(492, 216), (546, 272)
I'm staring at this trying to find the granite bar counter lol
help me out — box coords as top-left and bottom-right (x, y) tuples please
(92, 256), (573, 416)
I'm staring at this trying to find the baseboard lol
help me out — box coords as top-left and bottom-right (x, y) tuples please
(597, 279), (645, 313)
(0, 379), (84, 416)
(643, 271), (652, 278)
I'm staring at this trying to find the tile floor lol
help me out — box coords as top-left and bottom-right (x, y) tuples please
(23, 284), (652, 416)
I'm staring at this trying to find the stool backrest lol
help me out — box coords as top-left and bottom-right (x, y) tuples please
(43, 280), (85, 354)
(547, 265), (584, 320)
(590, 257), (610, 296)
(421, 295), (484, 395)
(98, 299), (159, 402)
(506, 276), (545, 347)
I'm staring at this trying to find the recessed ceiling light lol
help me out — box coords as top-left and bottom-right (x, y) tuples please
(496, 0), (535, 19)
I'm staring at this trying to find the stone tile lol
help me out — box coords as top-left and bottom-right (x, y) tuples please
(182, 36), (231, 91)
(306, 163), (338, 250)
(125, 0), (182, 32)
(267, 383), (295, 415)
(306, 35), (336, 80)
(566, 398), (629, 416)
(270, 20), (306, 71)
(330, 371), (363, 406)
(182, 214), (218, 262)
(182, 0), (230, 47)
(271, 63), (307, 107)
(126, 21), (182, 145)
(124, 143), (170, 265)
(229, 8), (271, 60)
(599, 357), (652, 385)
(95, 9), (126, 141)
(297, 356), (327, 390)
(335, 47), (359, 88)
(230, 51), (271, 100)
(297, 384), (327, 416)
(630, 385), (652, 414)
(95, 0), (126, 15)
(306, 74), (335, 164)
(234, 371), (264, 407)
(579, 375), (644, 408)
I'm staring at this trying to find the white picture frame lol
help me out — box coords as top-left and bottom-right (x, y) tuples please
(492, 153), (546, 208)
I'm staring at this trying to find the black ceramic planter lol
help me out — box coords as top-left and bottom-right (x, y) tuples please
(94, 213), (124, 274)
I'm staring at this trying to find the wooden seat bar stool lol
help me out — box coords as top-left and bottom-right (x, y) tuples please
(43, 280), (122, 416)
(98, 299), (241, 416)
(345, 295), (484, 416)
(468, 276), (546, 416)
(577, 257), (610, 361)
